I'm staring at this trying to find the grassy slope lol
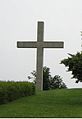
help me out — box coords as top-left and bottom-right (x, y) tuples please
(0, 89), (82, 117)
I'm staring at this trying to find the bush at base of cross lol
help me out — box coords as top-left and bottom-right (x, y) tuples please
(28, 66), (67, 90)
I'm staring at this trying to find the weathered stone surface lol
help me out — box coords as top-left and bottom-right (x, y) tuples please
(17, 21), (64, 90)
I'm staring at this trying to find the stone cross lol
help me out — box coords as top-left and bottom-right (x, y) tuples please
(17, 21), (64, 90)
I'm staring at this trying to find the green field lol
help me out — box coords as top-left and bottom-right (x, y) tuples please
(0, 89), (82, 118)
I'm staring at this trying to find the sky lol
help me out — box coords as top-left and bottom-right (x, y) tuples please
(0, 0), (82, 88)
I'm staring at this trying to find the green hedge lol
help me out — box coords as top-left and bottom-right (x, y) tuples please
(0, 81), (35, 104)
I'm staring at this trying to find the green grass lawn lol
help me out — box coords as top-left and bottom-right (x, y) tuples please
(0, 89), (82, 118)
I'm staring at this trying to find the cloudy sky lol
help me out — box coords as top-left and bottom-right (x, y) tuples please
(0, 0), (82, 88)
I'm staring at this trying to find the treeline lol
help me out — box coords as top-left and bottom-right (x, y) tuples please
(0, 81), (35, 104)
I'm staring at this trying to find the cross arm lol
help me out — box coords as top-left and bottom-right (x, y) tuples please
(43, 42), (64, 48)
(17, 41), (37, 48)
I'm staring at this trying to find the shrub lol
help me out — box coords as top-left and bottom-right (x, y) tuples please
(0, 81), (35, 104)
(28, 66), (67, 90)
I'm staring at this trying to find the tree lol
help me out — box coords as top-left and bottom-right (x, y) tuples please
(61, 52), (82, 83)
(43, 66), (51, 90)
(50, 75), (67, 89)
(28, 66), (51, 90)
(28, 66), (67, 90)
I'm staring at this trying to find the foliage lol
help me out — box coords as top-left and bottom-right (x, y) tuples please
(50, 75), (67, 89)
(43, 66), (51, 90)
(28, 66), (67, 90)
(61, 52), (82, 83)
(0, 81), (35, 104)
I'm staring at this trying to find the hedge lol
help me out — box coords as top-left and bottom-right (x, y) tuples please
(0, 81), (35, 104)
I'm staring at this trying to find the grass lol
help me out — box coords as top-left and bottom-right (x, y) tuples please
(0, 89), (82, 117)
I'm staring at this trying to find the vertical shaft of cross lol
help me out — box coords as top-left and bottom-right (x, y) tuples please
(36, 22), (44, 90)
(37, 22), (44, 42)
(36, 47), (43, 90)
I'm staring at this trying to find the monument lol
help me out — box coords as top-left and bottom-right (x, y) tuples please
(17, 21), (64, 90)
